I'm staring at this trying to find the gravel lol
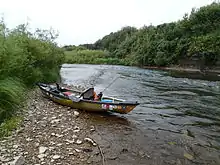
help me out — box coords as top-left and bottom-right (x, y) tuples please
(0, 87), (102, 165)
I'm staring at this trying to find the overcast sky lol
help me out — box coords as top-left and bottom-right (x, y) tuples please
(0, 0), (214, 45)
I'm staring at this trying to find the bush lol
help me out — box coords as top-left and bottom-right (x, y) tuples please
(0, 20), (64, 136)
(64, 49), (110, 64)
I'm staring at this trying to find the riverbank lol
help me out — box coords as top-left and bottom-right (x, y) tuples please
(143, 66), (220, 81)
(0, 86), (151, 165)
(143, 66), (220, 74)
(0, 87), (104, 165)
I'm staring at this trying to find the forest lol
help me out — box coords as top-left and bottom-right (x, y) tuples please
(65, 2), (220, 69)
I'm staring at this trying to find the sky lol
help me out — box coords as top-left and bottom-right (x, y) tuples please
(0, 0), (214, 46)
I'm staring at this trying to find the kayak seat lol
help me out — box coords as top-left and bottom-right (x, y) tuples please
(80, 88), (94, 100)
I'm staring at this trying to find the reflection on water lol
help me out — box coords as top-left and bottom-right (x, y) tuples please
(61, 64), (220, 164)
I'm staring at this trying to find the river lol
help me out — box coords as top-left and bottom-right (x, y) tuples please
(60, 64), (220, 165)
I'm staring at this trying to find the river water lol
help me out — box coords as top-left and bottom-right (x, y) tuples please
(60, 64), (220, 165)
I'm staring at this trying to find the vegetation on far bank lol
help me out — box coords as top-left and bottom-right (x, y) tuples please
(0, 20), (64, 137)
(64, 2), (220, 69)
(64, 46), (131, 65)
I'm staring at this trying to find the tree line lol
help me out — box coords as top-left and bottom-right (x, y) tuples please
(66, 2), (220, 69)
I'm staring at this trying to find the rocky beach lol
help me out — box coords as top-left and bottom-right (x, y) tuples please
(0, 87), (107, 165)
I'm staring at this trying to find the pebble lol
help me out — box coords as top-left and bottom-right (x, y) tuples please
(50, 119), (60, 124)
(74, 126), (79, 130)
(73, 111), (79, 117)
(26, 138), (32, 142)
(65, 139), (75, 144)
(57, 143), (62, 147)
(84, 138), (97, 146)
(72, 135), (77, 139)
(13, 145), (19, 149)
(75, 139), (83, 145)
(90, 126), (95, 132)
(35, 143), (40, 147)
(73, 130), (80, 133)
(55, 134), (63, 138)
(37, 154), (46, 159)
(75, 149), (82, 153)
(52, 155), (60, 160)
(39, 147), (48, 154)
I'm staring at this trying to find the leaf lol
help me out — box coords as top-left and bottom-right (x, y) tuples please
(184, 153), (194, 160)
(168, 141), (177, 145)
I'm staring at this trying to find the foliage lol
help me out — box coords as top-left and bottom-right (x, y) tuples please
(0, 19), (64, 136)
(64, 49), (126, 65)
(72, 2), (220, 68)
(0, 116), (22, 138)
(0, 78), (25, 123)
(63, 45), (87, 51)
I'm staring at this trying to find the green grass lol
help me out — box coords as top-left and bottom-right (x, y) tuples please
(0, 78), (25, 123)
(0, 116), (22, 138)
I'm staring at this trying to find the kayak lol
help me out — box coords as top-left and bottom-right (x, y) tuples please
(36, 83), (139, 114)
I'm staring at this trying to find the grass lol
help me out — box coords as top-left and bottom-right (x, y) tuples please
(0, 78), (26, 138)
(0, 116), (22, 138)
(0, 78), (25, 122)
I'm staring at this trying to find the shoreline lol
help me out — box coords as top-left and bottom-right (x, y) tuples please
(142, 66), (220, 74)
(0, 88), (103, 165)
(0, 86), (149, 165)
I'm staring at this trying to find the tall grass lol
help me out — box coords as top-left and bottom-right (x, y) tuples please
(0, 78), (25, 123)
(0, 20), (64, 137)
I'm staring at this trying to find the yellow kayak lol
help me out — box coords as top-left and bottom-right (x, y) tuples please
(37, 83), (139, 114)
